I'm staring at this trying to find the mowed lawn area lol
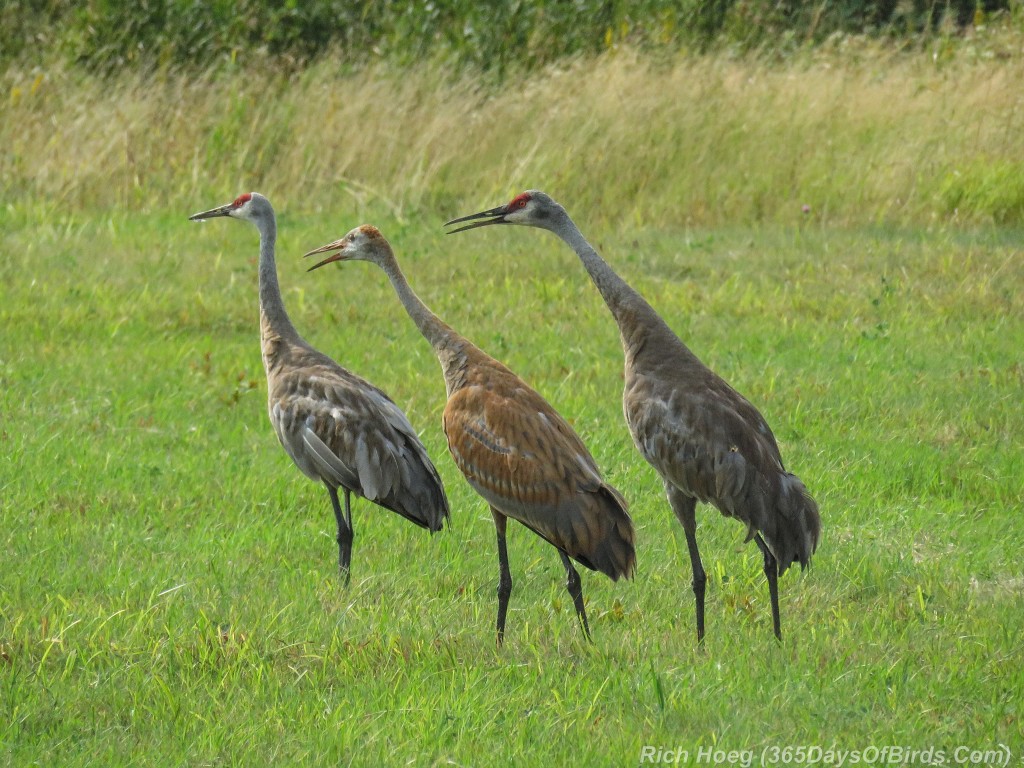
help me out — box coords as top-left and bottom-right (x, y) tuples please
(1, 47), (1022, 765)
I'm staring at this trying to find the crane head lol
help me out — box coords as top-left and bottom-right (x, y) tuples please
(444, 190), (562, 234)
(304, 225), (387, 271)
(189, 192), (269, 223)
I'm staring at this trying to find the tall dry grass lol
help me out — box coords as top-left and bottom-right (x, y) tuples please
(4, 41), (1024, 226)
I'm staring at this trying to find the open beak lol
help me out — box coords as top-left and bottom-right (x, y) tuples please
(304, 239), (348, 272)
(444, 204), (509, 234)
(188, 203), (233, 222)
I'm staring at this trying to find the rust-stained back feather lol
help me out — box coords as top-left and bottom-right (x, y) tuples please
(443, 346), (635, 580)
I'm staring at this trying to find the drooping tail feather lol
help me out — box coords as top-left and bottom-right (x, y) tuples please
(376, 442), (451, 533)
(378, 460), (450, 533)
(583, 484), (637, 581)
(543, 482), (636, 582)
(768, 473), (821, 574)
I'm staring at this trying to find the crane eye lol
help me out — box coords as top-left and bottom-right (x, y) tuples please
(510, 193), (530, 210)
(233, 193), (252, 208)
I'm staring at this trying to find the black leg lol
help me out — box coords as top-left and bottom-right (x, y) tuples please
(328, 485), (354, 585)
(559, 551), (592, 641)
(667, 485), (706, 643)
(492, 508), (513, 647)
(754, 534), (781, 641)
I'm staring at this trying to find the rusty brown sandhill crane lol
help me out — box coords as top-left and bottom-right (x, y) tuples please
(446, 191), (820, 642)
(305, 225), (635, 644)
(188, 193), (449, 583)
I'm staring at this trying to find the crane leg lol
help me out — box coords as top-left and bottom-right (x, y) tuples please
(754, 535), (781, 640)
(328, 486), (354, 586)
(667, 485), (706, 643)
(559, 551), (592, 641)
(492, 508), (513, 647)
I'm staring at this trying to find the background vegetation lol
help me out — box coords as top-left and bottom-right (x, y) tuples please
(1, 3), (1023, 765)
(1, 0), (1018, 74)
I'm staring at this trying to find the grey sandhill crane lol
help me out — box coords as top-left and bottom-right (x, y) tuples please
(188, 193), (449, 583)
(446, 190), (820, 641)
(305, 225), (635, 644)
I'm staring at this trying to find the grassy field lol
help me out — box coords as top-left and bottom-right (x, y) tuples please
(2, 44), (1023, 765)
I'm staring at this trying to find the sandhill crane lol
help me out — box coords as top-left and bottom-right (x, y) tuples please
(446, 190), (820, 641)
(188, 193), (449, 583)
(305, 225), (635, 644)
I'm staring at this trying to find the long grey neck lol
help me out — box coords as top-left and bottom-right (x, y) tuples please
(552, 208), (704, 368)
(551, 212), (680, 354)
(257, 215), (301, 344)
(554, 216), (645, 321)
(378, 250), (469, 392)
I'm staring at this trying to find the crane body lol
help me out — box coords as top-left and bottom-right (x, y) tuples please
(189, 193), (449, 583)
(306, 225), (635, 644)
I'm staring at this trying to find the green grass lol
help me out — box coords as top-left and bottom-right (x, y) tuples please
(2, 46), (1024, 765)
(2, 207), (1021, 764)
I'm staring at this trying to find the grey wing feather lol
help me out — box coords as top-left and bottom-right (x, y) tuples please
(269, 353), (449, 531)
(354, 433), (378, 499)
(357, 385), (448, 512)
(301, 426), (359, 493)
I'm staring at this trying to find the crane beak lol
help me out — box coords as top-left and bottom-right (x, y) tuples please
(304, 239), (348, 272)
(188, 203), (233, 221)
(444, 204), (509, 234)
